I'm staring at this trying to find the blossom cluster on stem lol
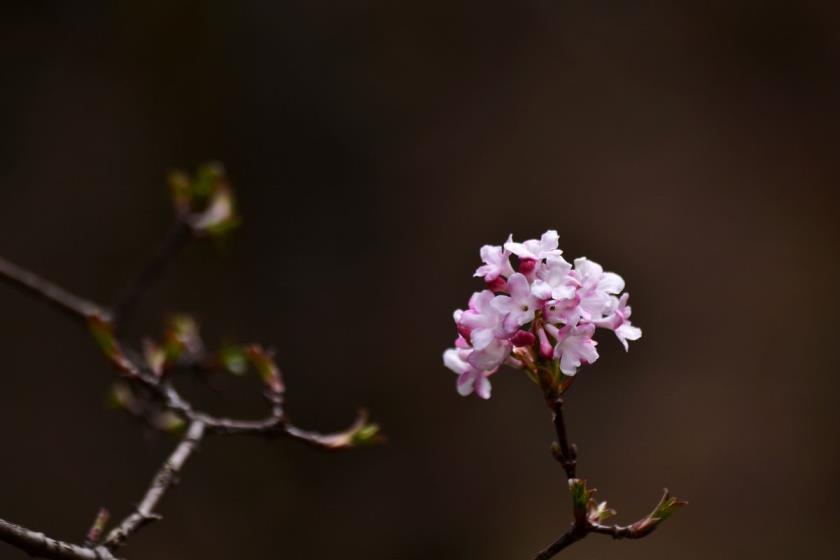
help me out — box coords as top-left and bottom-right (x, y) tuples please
(443, 230), (641, 399)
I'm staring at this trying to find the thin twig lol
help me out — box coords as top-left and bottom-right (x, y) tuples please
(533, 525), (586, 560)
(83, 508), (110, 548)
(112, 220), (191, 331)
(589, 523), (648, 539)
(0, 518), (114, 560)
(103, 420), (205, 550)
(532, 396), (679, 559)
(0, 252), (376, 559)
(0, 256), (109, 322)
(548, 397), (576, 480)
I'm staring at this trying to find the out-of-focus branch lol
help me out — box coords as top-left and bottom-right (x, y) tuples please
(0, 518), (117, 560)
(83, 508), (110, 548)
(0, 169), (381, 559)
(0, 255), (378, 558)
(0, 256), (109, 322)
(111, 221), (191, 332)
(103, 421), (205, 550)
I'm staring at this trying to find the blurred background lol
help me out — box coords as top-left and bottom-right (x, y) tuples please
(0, 2), (839, 559)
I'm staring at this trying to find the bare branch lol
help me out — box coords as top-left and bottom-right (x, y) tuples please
(0, 256), (109, 322)
(533, 525), (586, 560)
(589, 523), (648, 539)
(0, 518), (109, 560)
(0, 181), (381, 558)
(547, 397), (577, 480)
(103, 420), (205, 550)
(532, 396), (683, 558)
(282, 410), (379, 451)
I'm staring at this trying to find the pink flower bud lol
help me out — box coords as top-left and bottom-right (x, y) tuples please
(485, 276), (508, 293)
(511, 330), (536, 347)
(518, 258), (537, 274)
(456, 322), (472, 340)
(536, 327), (554, 359)
(454, 335), (470, 349)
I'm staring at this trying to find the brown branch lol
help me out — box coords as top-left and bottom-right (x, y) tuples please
(532, 392), (683, 559)
(589, 523), (649, 539)
(0, 256), (109, 322)
(547, 397), (576, 480)
(533, 525), (586, 560)
(533, 494), (680, 559)
(111, 220), (191, 332)
(103, 420), (205, 550)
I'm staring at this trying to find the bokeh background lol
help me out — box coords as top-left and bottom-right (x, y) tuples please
(1, 2), (839, 559)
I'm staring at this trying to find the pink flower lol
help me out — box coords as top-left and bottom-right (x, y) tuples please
(531, 256), (577, 301)
(504, 230), (563, 261)
(490, 273), (539, 333)
(594, 293), (642, 350)
(574, 257), (626, 321)
(458, 290), (506, 350)
(543, 297), (581, 326)
(443, 347), (493, 399)
(474, 241), (514, 282)
(446, 230), (641, 399)
(546, 323), (600, 376)
(468, 338), (512, 371)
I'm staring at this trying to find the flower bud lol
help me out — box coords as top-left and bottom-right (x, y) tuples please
(245, 345), (285, 395)
(536, 327), (554, 359)
(511, 330), (536, 347)
(628, 489), (686, 537)
(485, 276), (508, 292)
(518, 258), (537, 273)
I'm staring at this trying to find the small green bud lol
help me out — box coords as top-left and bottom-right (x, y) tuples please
(163, 314), (203, 363)
(568, 479), (592, 524)
(88, 315), (138, 376)
(106, 382), (137, 412)
(155, 411), (187, 435)
(629, 489), (687, 537)
(168, 163), (240, 238)
(142, 339), (166, 377)
(349, 423), (383, 447)
(219, 344), (249, 375)
(245, 345), (284, 395)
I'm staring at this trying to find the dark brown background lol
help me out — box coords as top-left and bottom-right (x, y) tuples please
(1, 2), (838, 559)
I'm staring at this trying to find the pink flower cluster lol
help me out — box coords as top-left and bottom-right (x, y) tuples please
(443, 230), (641, 399)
